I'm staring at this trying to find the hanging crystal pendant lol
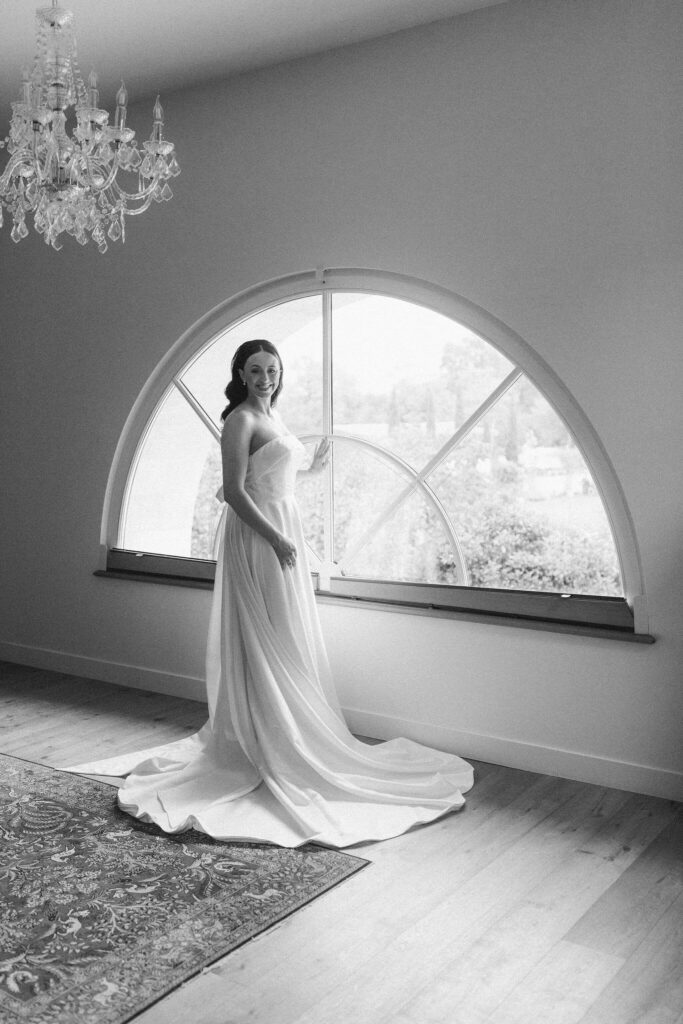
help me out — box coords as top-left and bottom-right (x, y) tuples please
(0, 1), (180, 253)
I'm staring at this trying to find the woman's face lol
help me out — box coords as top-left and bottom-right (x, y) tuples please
(240, 350), (281, 402)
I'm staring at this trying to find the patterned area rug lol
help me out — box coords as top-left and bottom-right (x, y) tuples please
(0, 753), (368, 1024)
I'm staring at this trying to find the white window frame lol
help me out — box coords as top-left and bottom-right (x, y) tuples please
(99, 268), (651, 640)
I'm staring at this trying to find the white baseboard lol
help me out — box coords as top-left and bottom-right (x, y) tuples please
(2, 641), (681, 802)
(0, 641), (206, 703)
(343, 708), (683, 803)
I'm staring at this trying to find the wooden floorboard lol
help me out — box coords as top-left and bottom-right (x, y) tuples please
(566, 809), (683, 959)
(576, 889), (683, 1024)
(1, 659), (681, 1024)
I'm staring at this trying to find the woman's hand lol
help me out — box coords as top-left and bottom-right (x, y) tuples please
(272, 533), (298, 570)
(308, 437), (331, 474)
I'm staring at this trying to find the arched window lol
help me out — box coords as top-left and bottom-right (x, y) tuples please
(101, 269), (649, 638)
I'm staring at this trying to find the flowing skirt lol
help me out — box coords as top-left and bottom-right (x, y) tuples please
(70, 496), (473, 847)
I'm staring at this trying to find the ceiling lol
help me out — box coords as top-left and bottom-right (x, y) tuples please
(0, 0), (505, 130)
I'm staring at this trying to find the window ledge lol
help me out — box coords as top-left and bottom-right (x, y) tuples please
(94, 566), (654, 644)
(94, 568), (214, 589)
(315, 591), (655, 643)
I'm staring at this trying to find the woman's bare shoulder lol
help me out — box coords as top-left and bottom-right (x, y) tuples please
(222, 407), (255, 447)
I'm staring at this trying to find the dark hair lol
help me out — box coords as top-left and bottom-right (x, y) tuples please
(220, 339), (283, 421)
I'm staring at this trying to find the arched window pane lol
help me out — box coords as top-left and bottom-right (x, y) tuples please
(340, 488), (455, 584)
(331, 444), (412, 567)
(273, 305), (323, 436)
(179, 296), (323, 431)
(295, 439), (325, 566)
(427, 379), (621, 595)
(191, 445), (223, 560)
(121, 387), (219, 557)
(331, 294), (514, 469)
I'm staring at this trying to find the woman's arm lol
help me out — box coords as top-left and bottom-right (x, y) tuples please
(221, 413), (297, 568)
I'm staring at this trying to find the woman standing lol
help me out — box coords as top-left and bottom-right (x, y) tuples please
(73, 340), (473, 847)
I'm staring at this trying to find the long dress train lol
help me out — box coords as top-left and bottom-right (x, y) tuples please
(70, 435), (473, 847)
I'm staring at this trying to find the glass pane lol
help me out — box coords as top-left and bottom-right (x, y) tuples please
(180, 296), (323, 435)
(121, 386), (220, 557)
(329, 441), (417, 567)
(338, 487), (457, 584)
(192, 444), (224, 559)
(427, 377), (623, 596)
(296, 438), (325, 566)
(331, 293), (513, 470)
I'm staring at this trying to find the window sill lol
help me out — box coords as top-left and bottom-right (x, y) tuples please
(94, 568), (214, 589)
(315, 591), (654, 643)
(94, 563), (654, 644)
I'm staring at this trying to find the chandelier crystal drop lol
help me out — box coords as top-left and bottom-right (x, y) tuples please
(0, 1), (180, 253)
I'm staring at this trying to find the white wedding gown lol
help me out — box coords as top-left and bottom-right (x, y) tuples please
(70, 434), (473, 847)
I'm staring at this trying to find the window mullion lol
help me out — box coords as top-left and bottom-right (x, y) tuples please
(415, 368), (522, 482)
(173, 377), (221, 441)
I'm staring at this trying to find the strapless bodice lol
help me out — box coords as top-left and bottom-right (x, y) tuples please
(244, 434), (307, 506)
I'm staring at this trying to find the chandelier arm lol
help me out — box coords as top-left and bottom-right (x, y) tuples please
(107, 187), (156, 216)
(108, 176), (165, 204)
(75, 154), (167, 204)
(0, 150), (39, 190)
(117, 198), (155, 216)
(73, 154), (121, 193)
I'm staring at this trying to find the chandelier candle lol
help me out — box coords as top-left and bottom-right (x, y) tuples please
(0, 0), (180, 252)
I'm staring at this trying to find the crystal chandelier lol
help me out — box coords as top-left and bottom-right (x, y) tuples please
(0, 1), (180, 252)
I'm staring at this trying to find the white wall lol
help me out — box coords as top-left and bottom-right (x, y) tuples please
(1, 0), (681, 799)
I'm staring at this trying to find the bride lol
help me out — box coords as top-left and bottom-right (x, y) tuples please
(72, 340), (473, 848)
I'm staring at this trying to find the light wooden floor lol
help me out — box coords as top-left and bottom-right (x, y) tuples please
(2, 660), (682, 1024)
